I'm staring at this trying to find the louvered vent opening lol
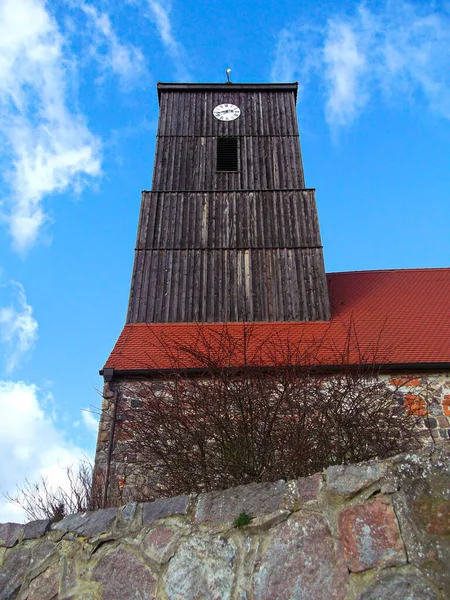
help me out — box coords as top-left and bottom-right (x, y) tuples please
(217, 137), (239, 172)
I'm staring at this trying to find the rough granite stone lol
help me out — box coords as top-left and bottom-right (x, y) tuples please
(91, 547), (157, 600)
(246, 510), (290, 532)
(297, 474), (322, 503)
(27, 562), (60, 600)
(0, 546), (30, 600)
(30, 540), (59, 578)
(60, 554), (77, 598)
(0, 523), (22, 548)
(61, 595), (96, 600)
(196, 480), (285, 524)
(121, 502), (139, 523)
(338, 496), (406, 572)
(23, 519), (52, 540)
(144, 527), (178, 564)
(380, 474), (399, 494)
(54, 508), (118, 538)
(252, 514), (349, 600)
(390, 447), (450, 594)
(142, 495), (189, 525)
(358, 569), (438, 600)
(326, 462), (385, 498)
(414, 497), (450, 536)
(164, 534), (235, 600)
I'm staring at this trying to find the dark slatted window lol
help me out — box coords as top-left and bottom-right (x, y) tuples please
(217, 137), (239, 172)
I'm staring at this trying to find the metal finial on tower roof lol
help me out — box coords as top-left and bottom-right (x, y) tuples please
(226, 68), (232, 83)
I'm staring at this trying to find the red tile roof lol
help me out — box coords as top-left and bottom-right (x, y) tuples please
(104, 268), (450, 372)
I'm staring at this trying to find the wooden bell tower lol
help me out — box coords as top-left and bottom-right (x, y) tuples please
(127, 82), (330, 323)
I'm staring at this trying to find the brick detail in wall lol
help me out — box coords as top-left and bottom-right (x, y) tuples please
(404, 394), (427, 416)
(443, 395), (450, 416)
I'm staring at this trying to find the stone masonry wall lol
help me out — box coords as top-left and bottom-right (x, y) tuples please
(1, 443), (449, 599)
(94, 372), (450, 505)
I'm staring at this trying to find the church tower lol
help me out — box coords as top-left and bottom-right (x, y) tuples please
(127, 82), (330, 323)
(95, 81), (332, 506)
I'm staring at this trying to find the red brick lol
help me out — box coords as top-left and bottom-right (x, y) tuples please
(390, 378), (410, 387)
(404, 394), (427, 416)
(405, 379), (422, 387)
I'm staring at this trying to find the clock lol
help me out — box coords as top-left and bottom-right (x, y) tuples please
(213, 103), (241, 121)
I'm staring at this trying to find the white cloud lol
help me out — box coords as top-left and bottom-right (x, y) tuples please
(146, 0), (191, 81)
(271, 1), (450, 126)
(82, 408), (99, 434)
(0, 282), (38, 373)
(78, 2), (147, 88)
(0, 380), (87, 522)
(0, 0), (101, 252)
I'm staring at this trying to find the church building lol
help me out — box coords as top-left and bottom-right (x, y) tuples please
(94, 82), (450, 506)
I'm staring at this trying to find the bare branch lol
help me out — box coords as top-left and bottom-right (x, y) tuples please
(113, 323), (431, 499)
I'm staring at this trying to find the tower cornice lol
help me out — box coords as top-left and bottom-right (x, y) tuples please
(157, 82), (298, 101)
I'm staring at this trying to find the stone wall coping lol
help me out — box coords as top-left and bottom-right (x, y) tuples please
(1, 442), (448, 543)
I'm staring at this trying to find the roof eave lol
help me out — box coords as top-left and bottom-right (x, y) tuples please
(100, 362), (450, 380)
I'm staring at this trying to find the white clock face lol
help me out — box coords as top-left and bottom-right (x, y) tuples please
(213, 103), (241, 121)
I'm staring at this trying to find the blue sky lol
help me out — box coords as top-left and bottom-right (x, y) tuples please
(0, 0), (449, 521)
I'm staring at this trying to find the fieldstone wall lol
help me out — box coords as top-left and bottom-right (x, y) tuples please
(1, 443), (449, 599)
(94, 372), (450, 505)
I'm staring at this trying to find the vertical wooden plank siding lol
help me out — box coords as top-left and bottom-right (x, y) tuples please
(127, 190), (330, 322)
(126, 83), (330, 323)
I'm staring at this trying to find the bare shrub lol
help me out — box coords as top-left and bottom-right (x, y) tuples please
(116, 324), (430, 498)
(4, 460), (101, 522)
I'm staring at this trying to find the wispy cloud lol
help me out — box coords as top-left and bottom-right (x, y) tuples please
(271, 29), (302, 83)
(78, 2), (148, 89)
(323, 18), (368, 126)
(0, 0), (101, 252)
(271, 1), (450, 127)
(146, 1), (191, 81)
(0, 282), (38, 373)
(271, 26), (321, 97)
